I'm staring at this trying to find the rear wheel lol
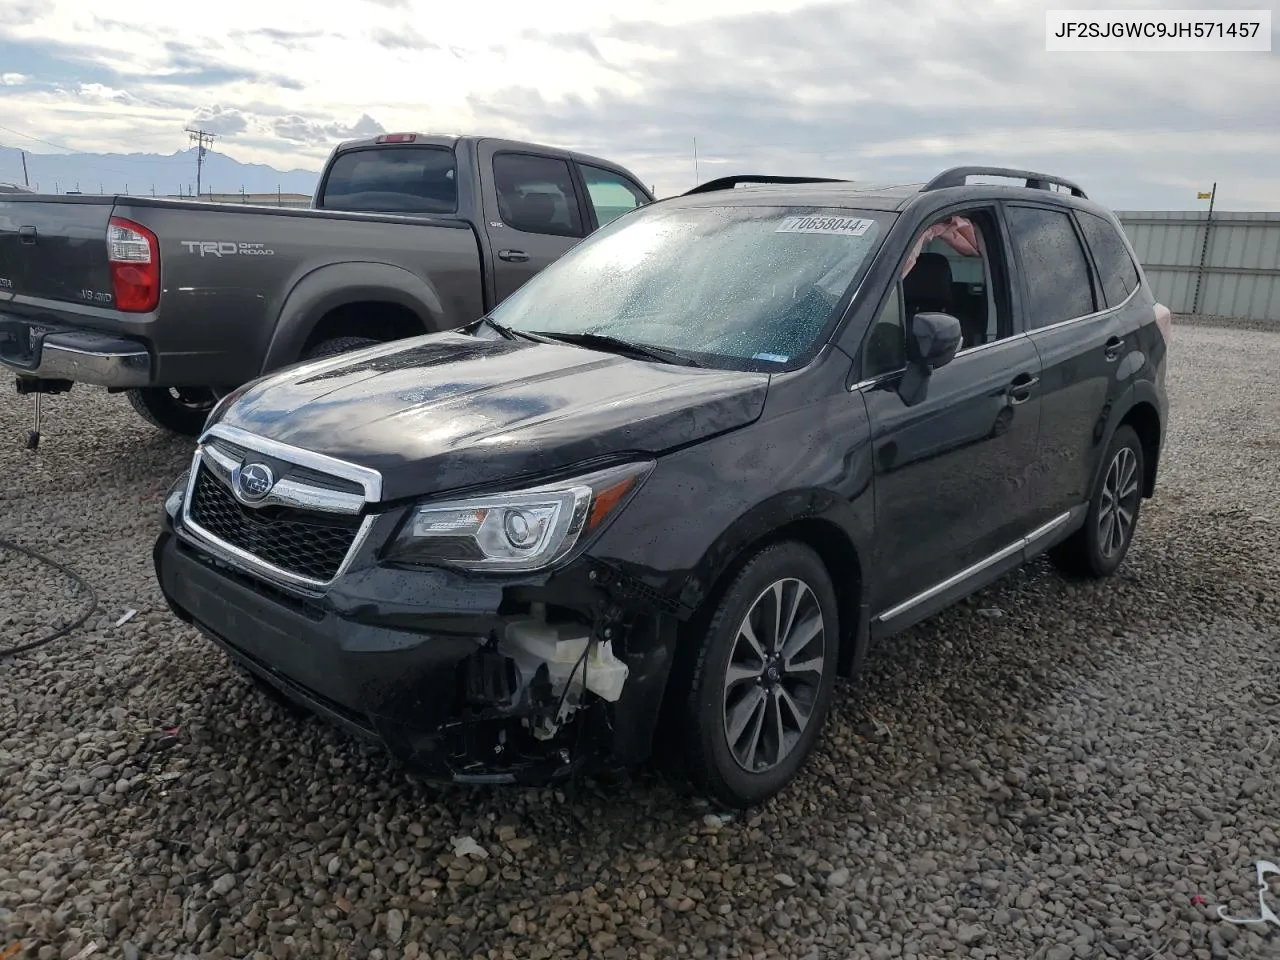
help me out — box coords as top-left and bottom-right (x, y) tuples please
(126, 386), (221, 438)
(680, 542), (839, 808)
(1049, 424), (1145, 579)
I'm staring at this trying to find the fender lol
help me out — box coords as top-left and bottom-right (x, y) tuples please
(1087, 378), (1165, 498)
(675, 483), (873, 677)
(260, 262), (448, 374)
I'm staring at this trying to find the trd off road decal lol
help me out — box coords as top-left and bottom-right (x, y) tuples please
(180, 241), (275, 257)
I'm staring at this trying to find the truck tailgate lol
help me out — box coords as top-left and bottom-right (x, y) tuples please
(0, 197), (116, 306)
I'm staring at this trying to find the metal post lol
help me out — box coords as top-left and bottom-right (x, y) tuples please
(1191, 181), (1216, 315)
(20, 150), (29, 187)
(693, 137), (700, 186)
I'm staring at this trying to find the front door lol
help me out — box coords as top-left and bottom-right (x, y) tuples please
(855, 205), (1044, 616)
(477, 142), (588, 303)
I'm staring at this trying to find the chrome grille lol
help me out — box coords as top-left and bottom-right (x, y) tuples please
(189, 466), (361, 583)
(181, 424), (383, 590)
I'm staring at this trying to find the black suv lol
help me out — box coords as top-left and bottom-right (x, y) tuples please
(155, 165), (1170, 808)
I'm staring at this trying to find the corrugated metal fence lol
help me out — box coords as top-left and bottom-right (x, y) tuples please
(1115, 210), (1280, 320)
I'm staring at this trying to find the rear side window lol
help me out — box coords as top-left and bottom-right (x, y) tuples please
(1005, 206), (1096, 329)
(319, 147), (457, 214)
(1077, 210), (1141, 307)
(492, 153), (584, 238)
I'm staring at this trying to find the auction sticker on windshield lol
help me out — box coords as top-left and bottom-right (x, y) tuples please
(775, 215), (875, 237)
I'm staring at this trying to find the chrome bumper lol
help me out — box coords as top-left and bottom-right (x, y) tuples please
(0, 328), (152, 387)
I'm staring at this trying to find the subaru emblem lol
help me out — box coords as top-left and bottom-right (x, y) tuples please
(233, 462), (275, 503)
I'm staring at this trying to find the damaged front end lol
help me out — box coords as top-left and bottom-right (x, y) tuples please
(384, 566), (685, 786)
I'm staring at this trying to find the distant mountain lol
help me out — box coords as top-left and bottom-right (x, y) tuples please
(0, 146), (320, 197)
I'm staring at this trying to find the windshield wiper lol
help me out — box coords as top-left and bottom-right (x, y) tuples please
(479, 317), (555, 343)
(528, 331), (705, 367)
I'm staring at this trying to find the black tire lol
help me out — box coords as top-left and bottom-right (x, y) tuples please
(126, 386), (221, 438)
(302, 336), (382, 361)
(1049, 424), (1145, 579)
(680, 542), (840, 808)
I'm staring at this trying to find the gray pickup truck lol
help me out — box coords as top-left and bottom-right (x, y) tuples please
(0, 134), (653, 435)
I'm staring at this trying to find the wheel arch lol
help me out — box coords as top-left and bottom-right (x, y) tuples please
(676, 504), (868, 680)
(261, 262), (448, 374)
(1118, 399), (1162, 497)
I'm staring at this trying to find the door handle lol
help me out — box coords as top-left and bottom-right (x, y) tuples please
(18, 226), (36, 245)
(1007, 372), (1039, 404)
(498, 249), (530, 263)
(1104, 335), (1123, 361)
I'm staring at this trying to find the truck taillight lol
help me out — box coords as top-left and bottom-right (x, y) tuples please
(107, 216), (160, 312)
(375, 133), (417, 144)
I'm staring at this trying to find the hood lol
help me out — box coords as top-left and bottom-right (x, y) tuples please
(215, 331), (769, 501)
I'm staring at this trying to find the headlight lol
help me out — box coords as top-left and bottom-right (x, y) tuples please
(385, 461), (654, 572)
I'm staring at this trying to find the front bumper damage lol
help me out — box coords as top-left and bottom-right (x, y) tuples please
(153, 517), (683, 785)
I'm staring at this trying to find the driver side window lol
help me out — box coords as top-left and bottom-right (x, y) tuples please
(860, 207), (1010, 380)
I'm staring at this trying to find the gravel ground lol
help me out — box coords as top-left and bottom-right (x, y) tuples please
(2, 316), (1278, 960)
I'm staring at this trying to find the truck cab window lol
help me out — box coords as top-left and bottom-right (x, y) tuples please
(492, 154), (584, 238)
(318, 147), (457, 214)
(579, 164), (649, 227)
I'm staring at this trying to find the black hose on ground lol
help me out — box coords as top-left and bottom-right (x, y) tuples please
(0, 535), (97, 659)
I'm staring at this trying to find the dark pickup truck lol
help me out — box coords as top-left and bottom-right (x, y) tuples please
(0, 134), (653, 435)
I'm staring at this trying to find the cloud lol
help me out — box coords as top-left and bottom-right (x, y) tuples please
(1, 73), (28, 86)
(370, 26), (439, 51)
(0, 0), (1275, 207)
(272, 113), (386, 145)
(189, 105), (251, 136)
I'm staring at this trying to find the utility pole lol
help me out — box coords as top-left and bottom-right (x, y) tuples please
(20, 150), (29, 187)
(1191, 181), (1217, 315)
(693, 137), (700, 186)
(185, 127), (217, 198)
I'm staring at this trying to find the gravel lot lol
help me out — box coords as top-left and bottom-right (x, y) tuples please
(2, 318), (1278, 960)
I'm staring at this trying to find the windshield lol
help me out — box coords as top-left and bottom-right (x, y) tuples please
(487, 204), (888, 370)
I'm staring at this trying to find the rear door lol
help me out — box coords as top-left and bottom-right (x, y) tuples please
(1005, 203), (1136, 528)
(476, 142), (589, 302)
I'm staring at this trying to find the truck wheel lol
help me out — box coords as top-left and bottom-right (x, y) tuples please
(303, 336), (381, 361)
(126, 387), (220, 438)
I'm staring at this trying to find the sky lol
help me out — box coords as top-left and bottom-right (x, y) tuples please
(0, 0), (1277, 207)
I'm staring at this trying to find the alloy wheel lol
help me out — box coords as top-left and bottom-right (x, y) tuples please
(722, 578), (826, 773)
(1098, 446), (1141, 559)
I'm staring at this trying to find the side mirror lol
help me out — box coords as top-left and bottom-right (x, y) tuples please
(898, 311), (963, 405)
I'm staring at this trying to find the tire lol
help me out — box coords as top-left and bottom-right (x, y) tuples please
(126, 386), (221, 438)
(680, 542), (840, 808)
(302, 336), (382, 361)
(1049, 424), (1145, 579)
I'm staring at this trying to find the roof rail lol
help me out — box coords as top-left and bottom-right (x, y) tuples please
(683, 175), (848, 196)
(923, 166), (1088, 199)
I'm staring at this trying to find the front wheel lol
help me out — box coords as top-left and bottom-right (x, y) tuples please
(1049, 424), (1145, 579)
(680, 542), (839, 808)
(126, 386), (221, 438)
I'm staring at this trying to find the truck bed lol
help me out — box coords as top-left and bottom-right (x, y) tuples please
(0, 194), (485, 386)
